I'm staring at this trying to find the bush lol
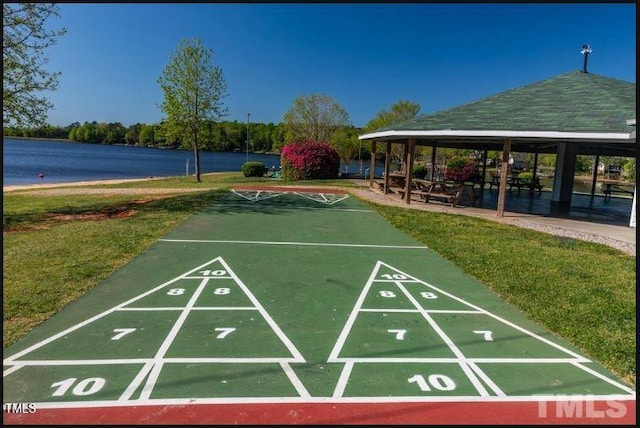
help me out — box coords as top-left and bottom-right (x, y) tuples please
(444, 156), (479, 183)
(412, 164), (429, 179)
(280, 141), (340, 180)
(518, 171), (534, 180)
(241, 161), (267, 177)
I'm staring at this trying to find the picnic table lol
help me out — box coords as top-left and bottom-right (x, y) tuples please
(412, 180), (476, 207)
(488, 174), (543, 194)
(601, 181), (635, 200)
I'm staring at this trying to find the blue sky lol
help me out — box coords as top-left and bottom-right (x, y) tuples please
(43, 3), (636, 128)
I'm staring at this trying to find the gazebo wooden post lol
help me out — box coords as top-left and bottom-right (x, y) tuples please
(383, 141), (392, 194)
(404, 139), (416, 204)
(531, 148), (539, 193)
(402, 141), (409, 174)
(369, 140), (377, 188)
(430, 143), (437, 180)
(480, 148), (488, 198)
(590, 153), (600, 197)
(497, 139), (511, 217)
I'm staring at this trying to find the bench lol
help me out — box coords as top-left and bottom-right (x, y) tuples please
(489, 175), (542, 194)
(415, 181), (461, 207)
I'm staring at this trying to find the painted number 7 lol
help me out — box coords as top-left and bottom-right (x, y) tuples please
(111, 328), (136, 341)
(214, 327), (236, 339)
(473, 330), (494, 341)
(387, 329), (407, 340)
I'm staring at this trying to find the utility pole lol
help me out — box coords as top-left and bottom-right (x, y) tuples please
(246, 112), (251, 163)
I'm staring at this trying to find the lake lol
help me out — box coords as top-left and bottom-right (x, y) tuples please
(2, 138), (627, 197)
(3, 138), (387, 186)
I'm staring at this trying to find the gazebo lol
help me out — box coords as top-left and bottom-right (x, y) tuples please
(358, 69), (636, 226)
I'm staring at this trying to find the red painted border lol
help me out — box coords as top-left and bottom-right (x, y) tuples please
(4, 400), (635, 425)
(233, 185), (347, 194)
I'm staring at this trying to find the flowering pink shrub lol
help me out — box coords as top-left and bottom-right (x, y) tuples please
(281, 141), (340, 180)
(444, 156), (480, 184)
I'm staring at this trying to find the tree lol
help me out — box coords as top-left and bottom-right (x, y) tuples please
(3, 3), (66, 127)
(363, 100), (421, 171)
(158, 37), (228, 182)
(283, 94), (350, 144)
(363, 99), (420, 133)
(330, 125), (360, 173)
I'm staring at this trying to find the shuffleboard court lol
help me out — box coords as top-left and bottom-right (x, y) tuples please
(3, 186), (636, 424)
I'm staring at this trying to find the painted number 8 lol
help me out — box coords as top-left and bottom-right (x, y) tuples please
(214, 288), (230, 295)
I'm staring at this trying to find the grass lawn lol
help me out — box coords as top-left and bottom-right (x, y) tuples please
(2, 174), (636, 387)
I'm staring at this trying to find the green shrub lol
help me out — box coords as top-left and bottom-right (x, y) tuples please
(241, 161), (267, 177)
(412, 164), (429, 179)
(518, 171), (534, 179)
(280, 141), (340, 180)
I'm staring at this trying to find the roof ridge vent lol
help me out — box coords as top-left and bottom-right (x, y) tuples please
(581, 44), (592, 73)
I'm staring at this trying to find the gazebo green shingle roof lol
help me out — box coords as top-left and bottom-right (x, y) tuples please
(371, 70), (636, 134)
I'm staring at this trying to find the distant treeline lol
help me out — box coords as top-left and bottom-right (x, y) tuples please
(3, 120), (309, 154)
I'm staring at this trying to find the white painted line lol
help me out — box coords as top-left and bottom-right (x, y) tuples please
(27, 393), (637, 409)
(570, 362), (637, 394)
(358, 308), (483, 314)
(8, 357), (589, 367)
(116, 307), (184, 311)
(183, 276), (233, 279)
(3, 365), (22, 376)
(119, 361), (155, 401)
(213, 203), (373, 212)
(396, 282), (490, 397)
(159, 239), (428, 250)
(293, 192), (350, 205)
(329, 358), (460, 363)
(467, 362), (506, 397)
(332, 361), (354, 398)
(377, 262), (589, 360)
(280, 362), (311, 398)
(116, 307), (258, 312)
(137, 277), (211, 400)
(231, 189), (285, 203)
(469, 358), (589, 363)
(3, 256), (228, 365)
(327, 261), (382, 362)
(5, 359), (151, 366)
(162, 358), (304, 364)
(218, 258), (306, 363)
(190, 307), (258, 311)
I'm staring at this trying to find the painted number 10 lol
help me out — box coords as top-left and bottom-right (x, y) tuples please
(408, 374), (456, 392)
(50, 377), (105, 397)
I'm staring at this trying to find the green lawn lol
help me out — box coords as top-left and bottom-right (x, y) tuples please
(2, 174), (635, 387)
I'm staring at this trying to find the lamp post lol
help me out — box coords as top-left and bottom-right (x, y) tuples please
(246, 112), (250, 163)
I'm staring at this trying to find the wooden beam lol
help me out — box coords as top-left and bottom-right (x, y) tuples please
(430, 143), (437, 180)
(590, 154), (599, 197)
(369, 140), (377, 188)
(496, 139), (511, 217)
(480, 148), (488, 198)
(383, 141), (391, 194)
(402, 141), (409, 175)
(404, 139), (416, 204)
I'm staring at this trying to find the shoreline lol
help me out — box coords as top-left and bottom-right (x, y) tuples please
(2, 176), (181, 192)
(2, 172), (235, 192)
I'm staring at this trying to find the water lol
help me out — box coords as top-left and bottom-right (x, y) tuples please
(2, 138), (388, 186)
(5, 138), (621, 194)
(2, 138), (284, 186)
